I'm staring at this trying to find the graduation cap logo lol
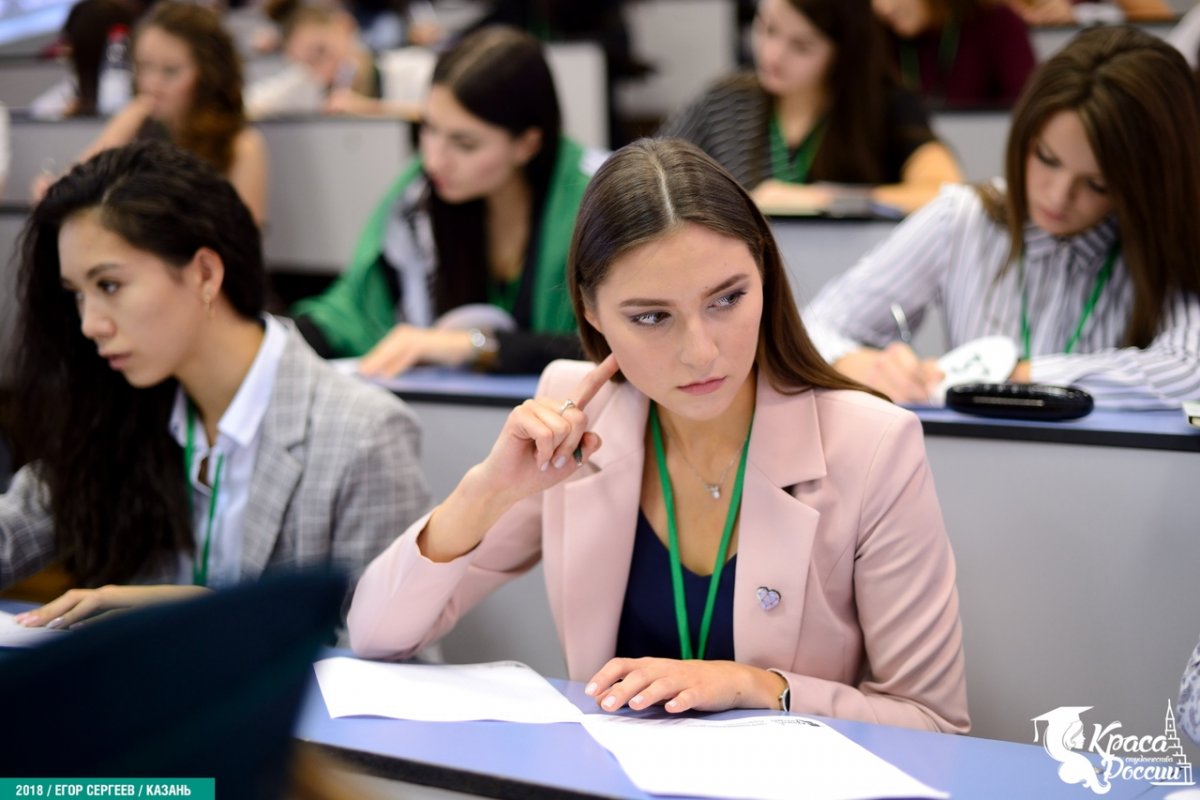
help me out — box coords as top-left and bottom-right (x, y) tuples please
(1032, 706), (1112, 795)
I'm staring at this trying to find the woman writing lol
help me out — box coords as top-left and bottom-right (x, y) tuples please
(348, 138), (969, 732)
(3, 141), (430, 629)
(659, 0), (962, 214)
(293, 26), (600, 376)
(34, 2), (268, 226)
(804, 26), (1200, 409)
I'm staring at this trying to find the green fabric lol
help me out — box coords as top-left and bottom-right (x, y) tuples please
(291, 137), (590, 357)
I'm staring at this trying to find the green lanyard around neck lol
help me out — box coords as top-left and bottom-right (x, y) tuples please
(649, 403), (752, 661)
(900, 16), (961, 95)
(487, 275), (522, 315)
(769, 115), (827, 185)
(183, 403), (225, 587)
(1019, 242), (1120, 361)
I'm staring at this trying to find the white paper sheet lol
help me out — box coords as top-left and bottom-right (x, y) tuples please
(0, 611), (66, 648)
(313, 656), (584, 724)
(580, 714), (949, 800)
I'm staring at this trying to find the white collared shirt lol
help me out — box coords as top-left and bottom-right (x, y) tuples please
(168, 315), (289, 587)
(803, 182), (1200, 409)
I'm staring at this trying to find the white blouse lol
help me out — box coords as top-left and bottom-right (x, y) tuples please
(803, 183), (1200, 409)
(167, 315), (289, 586)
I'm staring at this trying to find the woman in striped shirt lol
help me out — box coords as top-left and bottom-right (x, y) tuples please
(659, 0), (962, 215)
(804, 25), (1200, 409)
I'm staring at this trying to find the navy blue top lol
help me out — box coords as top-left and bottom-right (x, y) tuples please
(615, 509), (737, 661)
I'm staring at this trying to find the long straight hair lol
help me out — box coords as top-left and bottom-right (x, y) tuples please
(769, 0), (896, 185)
(13, 141), (264, 586)
(135, 2), (246, 173)
(424, 26), (562, 314)
(570, 138), (882, 399)
(979, 25), (1200, 348)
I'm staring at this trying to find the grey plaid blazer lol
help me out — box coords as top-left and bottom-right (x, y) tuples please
(0, 324), (431, 598)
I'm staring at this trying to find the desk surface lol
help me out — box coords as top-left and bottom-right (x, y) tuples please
(379, 368), (1200, 452)
(295, 663), (1176, 800)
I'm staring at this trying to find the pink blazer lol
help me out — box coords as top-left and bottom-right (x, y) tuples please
(349, 361), (970, 734)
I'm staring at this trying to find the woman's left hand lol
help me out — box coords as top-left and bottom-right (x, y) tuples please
(12, 585), (211, 630)
(359, 325), (475, 378)
(585, 657), (787, 713)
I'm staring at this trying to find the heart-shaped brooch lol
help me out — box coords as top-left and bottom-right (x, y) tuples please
(756, 586), (781, 611)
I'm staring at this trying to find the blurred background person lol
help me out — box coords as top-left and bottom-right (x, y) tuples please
(872, 0), (1037, 108)
(660, 0), (963, 214)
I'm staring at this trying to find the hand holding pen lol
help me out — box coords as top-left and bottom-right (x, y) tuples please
(416, 355), (620, 563)
(831, 305), (942, 403)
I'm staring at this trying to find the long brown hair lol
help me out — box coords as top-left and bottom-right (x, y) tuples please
(135, 2), (246, 173)
(980, 25), (1200, 348)
(569, 138), (881, 398)
(771, 0), (897, 185)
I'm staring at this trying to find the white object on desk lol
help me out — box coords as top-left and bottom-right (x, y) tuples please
(313, 656), (584, 724)
(580, 714), (948, 800)
(0, 611), (66, 648)
(1184, 400), (1200, 428)
(932, 335), (1018, 404)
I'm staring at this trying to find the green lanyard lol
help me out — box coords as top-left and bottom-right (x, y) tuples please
(768, 115), (826, 185)
(183, 403), (225, 587)
(649, 404), (752, 661)
(1019, 243), (1120, 361)
(900, 17), (961, 96)
(486, 277), (521, 315)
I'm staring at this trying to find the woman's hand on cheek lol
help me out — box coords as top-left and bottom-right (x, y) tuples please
(471, 354), (619, 502)
(584, 657), (779, 714)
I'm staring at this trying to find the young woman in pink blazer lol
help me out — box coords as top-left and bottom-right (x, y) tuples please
(349, 139), (970, 734)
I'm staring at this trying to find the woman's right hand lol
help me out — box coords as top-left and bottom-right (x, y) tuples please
(834, 344), (942, 404)
(417, 355), (620, 562)
(477, 354), (619, 497)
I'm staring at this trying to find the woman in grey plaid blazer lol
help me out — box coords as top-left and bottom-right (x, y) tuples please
(2, 140), (430, 629)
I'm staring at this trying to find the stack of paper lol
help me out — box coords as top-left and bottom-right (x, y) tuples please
(313, 657), (583, 724)
(581, 714), (948, 800)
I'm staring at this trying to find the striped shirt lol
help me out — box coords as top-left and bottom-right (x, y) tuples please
(803, 182), (1200, 409)
(1180, 635), (1200, 745)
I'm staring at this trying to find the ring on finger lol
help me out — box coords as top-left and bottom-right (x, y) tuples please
(558, 398), (576, 415)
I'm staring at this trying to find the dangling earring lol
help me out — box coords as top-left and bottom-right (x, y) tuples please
(203, 291), (215, 319)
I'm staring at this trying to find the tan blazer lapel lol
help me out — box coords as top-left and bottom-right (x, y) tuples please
(733, 376), (827, 669)
(554, 380), (649, 679)
(239, 333), (310, 579)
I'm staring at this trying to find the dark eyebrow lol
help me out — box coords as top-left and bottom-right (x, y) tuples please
(61, 263), (120, 288)
(617, 274), (749, 309)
